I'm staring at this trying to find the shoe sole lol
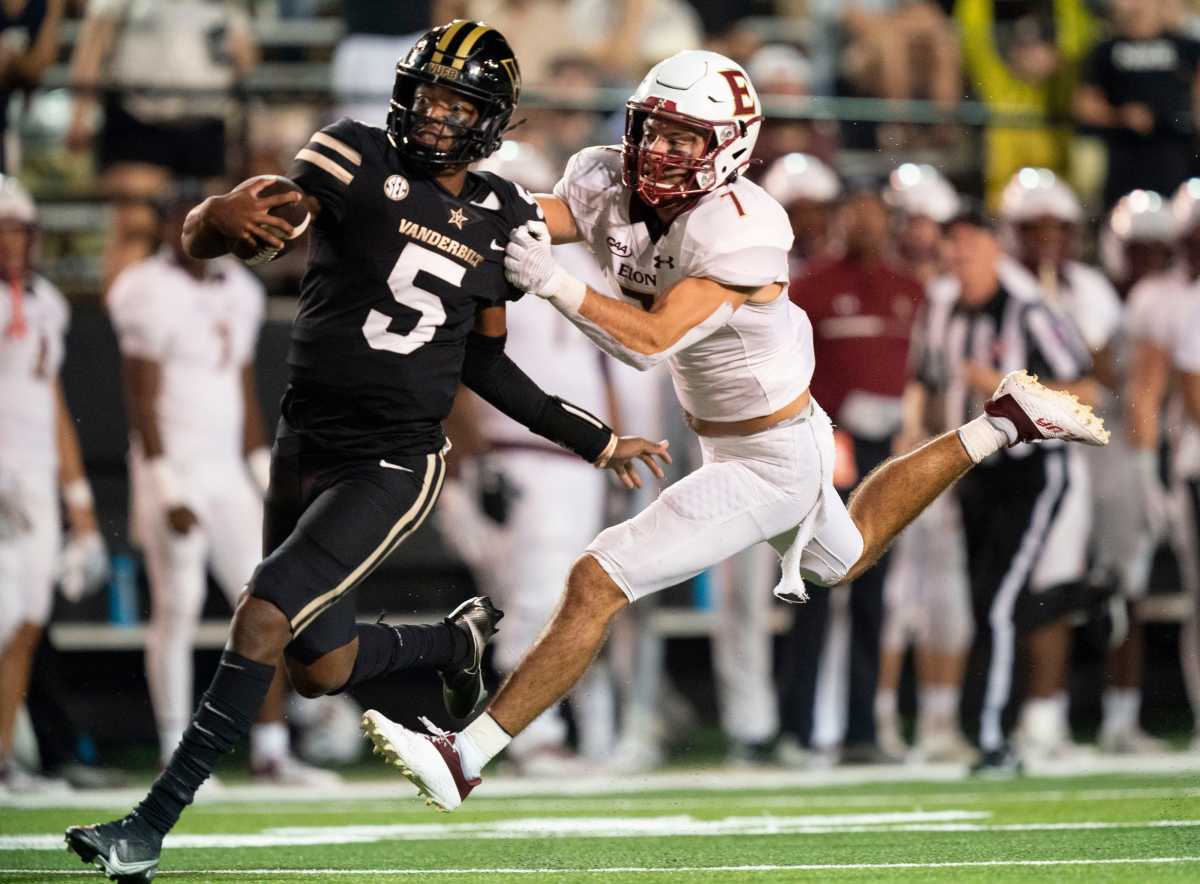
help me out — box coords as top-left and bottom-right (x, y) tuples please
(361, 711), (457, 812)
(64, 829), (157, 882)
(1003, 371), (1110, 445)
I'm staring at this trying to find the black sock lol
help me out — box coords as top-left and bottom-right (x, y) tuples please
(135, 651), (275, 835)
(335, 622), (468, 693)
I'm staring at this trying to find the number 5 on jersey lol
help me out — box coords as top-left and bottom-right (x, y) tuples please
(362, 242), (460, 355)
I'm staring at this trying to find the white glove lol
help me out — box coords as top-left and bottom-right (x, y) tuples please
(1133, 450), (1170, 540)
(59, 530), (110, 602)
(503, 223), (586, 310)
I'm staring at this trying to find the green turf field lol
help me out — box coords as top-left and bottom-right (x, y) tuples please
(3, 772), (1200, 882)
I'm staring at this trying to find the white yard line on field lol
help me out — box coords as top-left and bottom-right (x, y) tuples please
(6, 755), (1200, 810)
(8, 815), (1200, 851)
(8, 856), (1200, 876)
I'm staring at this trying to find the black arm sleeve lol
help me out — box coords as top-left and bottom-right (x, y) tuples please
(461, 331), (614, 462)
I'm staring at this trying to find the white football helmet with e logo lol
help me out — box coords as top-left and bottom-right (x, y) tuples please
(622, 50), (763, 207)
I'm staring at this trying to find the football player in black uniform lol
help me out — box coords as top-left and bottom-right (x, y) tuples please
(65, 21), (669, 882)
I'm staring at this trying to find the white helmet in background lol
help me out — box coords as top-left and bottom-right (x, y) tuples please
(473, 140), (557, 194)
(0, 175), (36, 226)
(884, 163), (959, 223)
(1172, 178), (1200, 235)
(623, 50), (763, 206)
(761, 152), (840, 207)
(1101, 189), (1175, 283)
(998, 167), (1082, 224)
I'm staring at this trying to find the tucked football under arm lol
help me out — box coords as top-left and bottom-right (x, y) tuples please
(460, 330), (616, 463)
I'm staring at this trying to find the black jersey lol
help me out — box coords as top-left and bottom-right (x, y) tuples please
(281, 117), (542, 458)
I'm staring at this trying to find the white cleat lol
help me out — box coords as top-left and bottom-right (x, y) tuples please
(985, 370), (1109, 446)
(361, 710), (478, 812)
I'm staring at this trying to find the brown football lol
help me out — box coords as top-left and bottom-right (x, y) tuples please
(231, 176), (310, 265)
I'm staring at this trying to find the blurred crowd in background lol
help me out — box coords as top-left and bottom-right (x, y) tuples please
(2, 0), (1200, 788)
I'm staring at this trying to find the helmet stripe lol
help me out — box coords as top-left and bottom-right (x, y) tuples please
(436, 19), (470, 51)
(431, 19), (470, 65)
(450, 24), (492, 69)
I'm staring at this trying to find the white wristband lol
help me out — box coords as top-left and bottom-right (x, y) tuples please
(247, 447), (272, 493)
(146, 457), (184, 508)
(545, 267), (587, 314)
(62, 478), (94, 509)
(593, 433), (618, 469)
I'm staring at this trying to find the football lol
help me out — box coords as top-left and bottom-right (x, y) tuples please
(231, 175), (310, 265)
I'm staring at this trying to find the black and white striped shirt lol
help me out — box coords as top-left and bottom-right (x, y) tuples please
(914, 257), (1093, 463)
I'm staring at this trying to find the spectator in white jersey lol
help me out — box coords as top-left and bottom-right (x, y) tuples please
(1125, 180), (1200, 749)
(0, 175), (107, 791)
(915, 205), (1098, 774)
(362, 51), (1110, 812)
(106, 192), (339, 786)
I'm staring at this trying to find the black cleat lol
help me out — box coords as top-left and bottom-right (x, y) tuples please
(65, 814), (162, 882)
(970, 746), (1024, 779)
(439, 595), (503, 720)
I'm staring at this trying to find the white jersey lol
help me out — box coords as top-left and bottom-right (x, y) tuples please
(0, 275), (69, 473)
(554, 146), (808, 422)
(480, 243), (613, 447)
(108, 251), (265, 463)
(1058, 261), (1122, 353)
(1128, 266), (1200, 478)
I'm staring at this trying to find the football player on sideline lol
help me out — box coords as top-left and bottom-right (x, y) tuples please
(0, 176), (107, 792)
(362, 49), (1111, 812)
(65, 21), (666, 882)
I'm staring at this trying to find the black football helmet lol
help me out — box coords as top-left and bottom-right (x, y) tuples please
(387, 20), (521, 167)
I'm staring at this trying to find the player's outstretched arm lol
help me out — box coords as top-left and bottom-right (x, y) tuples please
(460, 305), (669, 487)
(533, 195), (581, 244)
(504, 225), (763, 369)
(182, 177), (314, 259)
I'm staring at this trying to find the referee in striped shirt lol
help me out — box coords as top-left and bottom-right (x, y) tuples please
(914, 205), (1099, 774)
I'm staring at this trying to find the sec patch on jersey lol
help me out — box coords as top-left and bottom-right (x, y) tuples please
(232, 176), (311, 266)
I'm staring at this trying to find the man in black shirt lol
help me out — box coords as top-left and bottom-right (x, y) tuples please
(65, 21), (668, 882)
(1075, 0), (1200, 209)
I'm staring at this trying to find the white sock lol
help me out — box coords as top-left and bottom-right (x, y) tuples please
(250, 722), (289, 766)
(918, 685), (960, 737)
(875, 689), (898, 720)
(957, 414), (1016, 464)
(1102, 688), (1139, 735)
(457, 713), (512, 779)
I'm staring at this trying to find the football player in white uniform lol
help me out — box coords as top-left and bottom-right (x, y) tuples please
(1126, 181), (1200, 750)
(0, 176), (107, 791)
(875, 164), (975, 763)
(363, 51), (1110, 810)
(108, 194), (338, 785)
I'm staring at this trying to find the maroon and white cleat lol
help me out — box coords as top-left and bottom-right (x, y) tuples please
(984, 371), (1109, 447)
(361, 710), (479, 811)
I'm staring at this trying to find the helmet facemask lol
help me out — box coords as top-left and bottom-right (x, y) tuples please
(388, 74), (513, 168)
(622, 100), (744, 207)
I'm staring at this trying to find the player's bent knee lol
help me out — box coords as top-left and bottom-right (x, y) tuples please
(285, 642), (356, 698)
(230, 592), (291, 660)
(565, 554), (629, 620)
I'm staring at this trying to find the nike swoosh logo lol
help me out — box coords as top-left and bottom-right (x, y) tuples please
(489, 239), (505, 251)
(379, 459), (414, 473)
